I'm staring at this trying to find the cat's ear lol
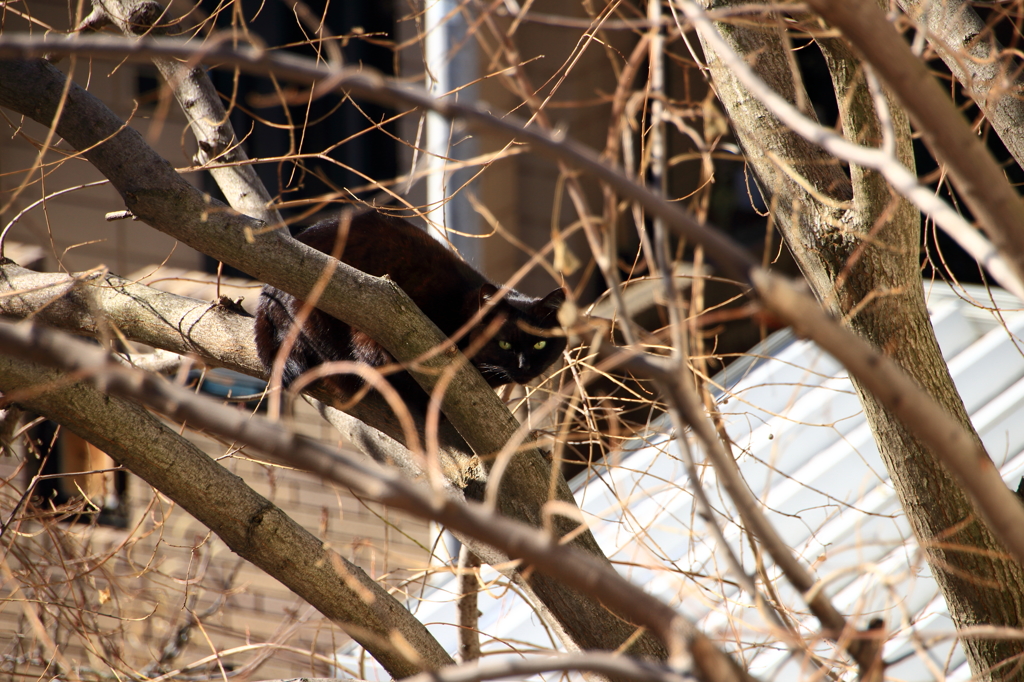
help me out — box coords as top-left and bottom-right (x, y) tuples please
(478, 283), (500, 307)
(535, 288), (566, 320)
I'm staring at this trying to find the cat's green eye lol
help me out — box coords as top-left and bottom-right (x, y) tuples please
(498, 340), (513, 350)
(533, 340), (547, 350)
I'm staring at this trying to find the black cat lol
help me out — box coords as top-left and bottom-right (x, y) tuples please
(254, 210), (566, 406)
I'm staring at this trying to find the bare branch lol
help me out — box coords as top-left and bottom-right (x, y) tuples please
(0, 263), (263, 375)
(457, 545), (481, 663)
(397, 651), (695, 682)
(64, 31), (1024, 573)
(254, 651), (698, 682)
(614, 346), (874, 676)
(0, 261), (633, 659)
(0, 54), (668, 659)
(97, 0), (284, 227)
(4, 29), (1024, 664)
(0, 35), (759, 282)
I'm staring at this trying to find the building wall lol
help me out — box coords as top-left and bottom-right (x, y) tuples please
(0, 1), (205, 276)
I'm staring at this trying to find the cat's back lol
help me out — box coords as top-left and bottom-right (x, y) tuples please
(296, 211), (484, 297)
(256, 209), (566, 391)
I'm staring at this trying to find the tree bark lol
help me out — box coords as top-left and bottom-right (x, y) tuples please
(697, 4), (1024, 677)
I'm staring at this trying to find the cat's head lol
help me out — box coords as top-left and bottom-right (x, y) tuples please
(471, 285), (567, 387)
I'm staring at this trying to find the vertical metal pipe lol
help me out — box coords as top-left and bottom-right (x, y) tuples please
(423, 0), (481, 264)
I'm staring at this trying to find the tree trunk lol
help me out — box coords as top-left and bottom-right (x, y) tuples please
(697, 3), (1024, 677)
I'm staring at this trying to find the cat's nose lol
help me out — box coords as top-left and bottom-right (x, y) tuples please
(518, 354), (526, 369)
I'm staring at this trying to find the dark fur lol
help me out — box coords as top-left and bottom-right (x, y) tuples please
(255, 211), (566, 404)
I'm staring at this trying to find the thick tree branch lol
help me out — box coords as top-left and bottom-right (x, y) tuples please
(0, 261), (590, 664)
(456, 545), (482, 664)
(0, 319), (757, 682)
(0, 349), (453, 678)
(0, 262), (480, 487)
(0, 263), (264, 374)
(97, 0), (283, 226)
(896, 0), (1024, 170)
(0, 54), (668, 659)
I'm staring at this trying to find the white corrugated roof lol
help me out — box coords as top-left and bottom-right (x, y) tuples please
(336, 282), (1024, 681)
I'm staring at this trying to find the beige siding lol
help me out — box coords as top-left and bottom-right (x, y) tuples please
(0, 0), (205, 278)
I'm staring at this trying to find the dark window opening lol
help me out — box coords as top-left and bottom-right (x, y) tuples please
(200, 1), (398, 278)
(24, 420), (129, 529)
(136, 64), (162, 108)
